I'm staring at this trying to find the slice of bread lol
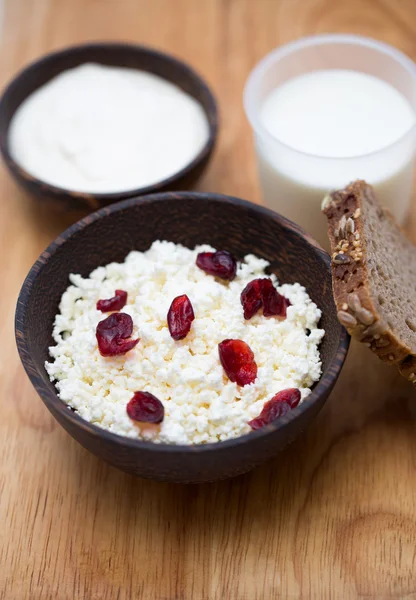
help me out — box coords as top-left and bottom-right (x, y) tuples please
(322, 180), (416, 385)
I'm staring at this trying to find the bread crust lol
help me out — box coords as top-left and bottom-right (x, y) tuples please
(322, 180), (416, 385)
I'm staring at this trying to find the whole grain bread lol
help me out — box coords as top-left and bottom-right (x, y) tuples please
(322, 180), (416, 385)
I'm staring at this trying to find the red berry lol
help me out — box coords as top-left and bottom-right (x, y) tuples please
(127, 391), (164, 424)
(196, 250), (237, 281)
(96, 289), (128, 312)
(261, 278), (284, 317)
(240, 278), (290, 320)
(240, 279), (263, 319)
(167, 294), (195, 340)
(218, 339), (258, 386)
(248, 388), (301, 430)
(281, 297), (292, 318)
(96, 312), (139, 357)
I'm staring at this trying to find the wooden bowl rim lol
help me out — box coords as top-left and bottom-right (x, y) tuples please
(15, 192), (349, 454)
(0, 41), (218, 202)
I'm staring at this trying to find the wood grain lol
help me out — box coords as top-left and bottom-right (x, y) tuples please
(1, 0), (416, 598)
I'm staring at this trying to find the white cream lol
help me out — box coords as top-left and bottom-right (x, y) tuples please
(257, 70), (416, 247)
(9, 63), (210, 193)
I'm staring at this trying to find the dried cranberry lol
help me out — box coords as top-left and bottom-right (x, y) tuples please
(240, 279), (263, 319)
(261, 278), (284, 317)
(127, 391), (164, 424)
(168, 295), (195, 340)
(248, 388), (301, 430)
(281, 297), (292, 318)
(218, 339), (258, 386)
(241, 278), (290, 319)
(96, 312), (139, 356)
(196, 250), (237, 281)
(96, 289), (128, 312)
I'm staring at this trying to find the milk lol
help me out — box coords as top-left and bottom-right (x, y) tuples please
(257, 70), (416, 247)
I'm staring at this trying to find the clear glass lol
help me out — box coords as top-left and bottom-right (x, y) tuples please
(244, 34), (416, 248)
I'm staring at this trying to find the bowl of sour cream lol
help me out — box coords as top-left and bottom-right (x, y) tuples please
(0, 42), (218, 211)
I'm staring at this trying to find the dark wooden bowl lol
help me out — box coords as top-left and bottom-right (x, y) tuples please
(0, 43), (218, 212)
(15, 193), (349, 483)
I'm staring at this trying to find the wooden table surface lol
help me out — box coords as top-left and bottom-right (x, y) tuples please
(1, 1), (416, 598)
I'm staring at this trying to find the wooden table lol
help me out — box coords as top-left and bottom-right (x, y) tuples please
(1, 1), (416, 598)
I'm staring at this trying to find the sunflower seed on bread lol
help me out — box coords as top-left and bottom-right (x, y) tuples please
(323, 180), (416, 385)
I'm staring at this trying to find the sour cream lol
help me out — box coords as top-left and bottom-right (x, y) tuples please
(9, 63), (210, 193)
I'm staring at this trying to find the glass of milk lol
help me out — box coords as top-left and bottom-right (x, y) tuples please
(244, 34), (416, 248)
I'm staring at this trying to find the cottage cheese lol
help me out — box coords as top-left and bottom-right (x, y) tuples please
(45, 241), (324, 444)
